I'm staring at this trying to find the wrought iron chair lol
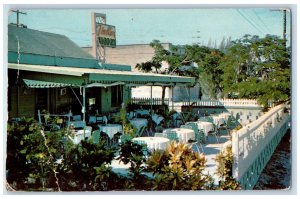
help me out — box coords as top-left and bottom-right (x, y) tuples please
(135, 125), (146, 137)
(207, 124), (220, 144)
(120, 134), (132, 143)
(100, 131), (110, 146)
(92, 130), (100, 144)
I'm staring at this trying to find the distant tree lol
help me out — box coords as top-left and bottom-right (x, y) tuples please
(220, 34), (290, 106)
(136, 40), (225, 100)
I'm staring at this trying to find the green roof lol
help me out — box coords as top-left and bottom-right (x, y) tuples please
(8, 24), (94, 60)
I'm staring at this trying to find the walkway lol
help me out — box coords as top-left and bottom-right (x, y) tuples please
(109, 128), (232, 184)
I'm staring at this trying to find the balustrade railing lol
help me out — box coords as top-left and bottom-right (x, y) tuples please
(130, 97), (170, 106)
(182, 98), (261, 107)
(231, 103), (290, 189)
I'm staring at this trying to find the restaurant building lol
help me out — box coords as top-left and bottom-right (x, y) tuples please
(7, 24), (195, 119)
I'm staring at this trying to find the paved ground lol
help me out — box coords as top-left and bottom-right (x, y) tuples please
(110, 129), (231, 184)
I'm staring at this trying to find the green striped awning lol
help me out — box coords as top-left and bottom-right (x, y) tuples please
(23, 79), (75, 88)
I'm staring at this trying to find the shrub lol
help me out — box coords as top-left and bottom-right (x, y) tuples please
(146, 142), (212, 190)
(214, 145), (241, 190)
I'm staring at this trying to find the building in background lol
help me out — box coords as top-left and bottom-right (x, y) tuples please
(82, 43), (201, 101)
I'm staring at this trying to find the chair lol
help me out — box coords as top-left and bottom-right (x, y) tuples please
(92, 130), (100, 144)
(100, 131), (110, 146)
(88, 116), (96, 124)
(182, 124), (204, 153)
(207, 124), (220, 144)
(73, 115), (82, 121)
(112, 132), (122, 145)
(136, 125), (146, 137)
(120, 134), (132, 143)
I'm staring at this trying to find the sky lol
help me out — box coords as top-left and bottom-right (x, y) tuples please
(7, 7), (291, 47)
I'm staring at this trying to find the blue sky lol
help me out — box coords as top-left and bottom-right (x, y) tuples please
(7, 8), (291, 47)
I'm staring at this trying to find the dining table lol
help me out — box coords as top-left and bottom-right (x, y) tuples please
(219, 112), (231, 121)
(132, 136), (170, 151)
(69, 129), (92, 145)
(162, 128), (195, 143)
(129, 118), (148, 132)
(98, 124), (123, 139)
(195, 121), (214, 137)
(207, 115), (225, 128)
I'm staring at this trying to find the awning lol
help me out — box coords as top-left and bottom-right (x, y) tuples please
(85, 81), (125, 88)
(23, 79), (75, 88)
(9, 63), (195, 86)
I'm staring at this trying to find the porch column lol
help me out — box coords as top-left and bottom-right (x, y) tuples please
(150, 85), (153, 116)
(82, 87), (86, 137)
(172, 86), (174, 111)
(188, 86), (191, 106)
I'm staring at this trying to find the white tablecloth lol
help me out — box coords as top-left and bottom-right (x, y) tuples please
(69, 129), (91, 144)
(135, 109), (150, 116)
(196, 121), (214, 137)
(130, 118), (148, 132)
(163, 128), (195, 143)
(132, 137), (170, 151)
(219, 112), (231, 121)
(211, 116), (226, 127)
(68, 121), (86, 129)
(99, 124), (123, 139)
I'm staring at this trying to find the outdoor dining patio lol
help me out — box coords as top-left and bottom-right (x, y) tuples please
(37, 107), (238, 184)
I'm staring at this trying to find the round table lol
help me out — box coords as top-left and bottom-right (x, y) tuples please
(163, 128), (195, 143)
(219, 112), (231, 121)
(70, 129), (92, 144)
(132, 137), (170, 151)
(196, 121), (214, 137)
(211, 116), (226, 127)
(99, 124), (123, 139)
(130, 118), (148, 132)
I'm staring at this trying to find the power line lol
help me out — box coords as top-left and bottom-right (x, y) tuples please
(240, 10), (268, 34)
(236, 9), (265, 35)
(252, 10), (272, 33)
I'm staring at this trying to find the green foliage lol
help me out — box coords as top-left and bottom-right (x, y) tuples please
(6, 117), (63, 191)
(59, 139), (117, 191)
(214, 145), (241, 190)
(117, 140), (150, 190)
(220, 35), (290, 106)
(146, 142), (211, 190)
(118, 141), (147, 176)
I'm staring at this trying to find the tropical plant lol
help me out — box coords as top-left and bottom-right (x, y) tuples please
(214, 145), (241, 190)
(117, 140), (150, 190)
(146, 142), (212, 190)
(58, 139), (117, 191)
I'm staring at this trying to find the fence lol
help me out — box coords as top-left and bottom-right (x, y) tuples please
(129, 97), (170, 106)
(231, 104), (290, 189)
(182, 98), (261, 107)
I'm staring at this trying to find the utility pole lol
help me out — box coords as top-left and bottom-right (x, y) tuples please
(271, 8), (288, 47)
(11, 9), (27, 27)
